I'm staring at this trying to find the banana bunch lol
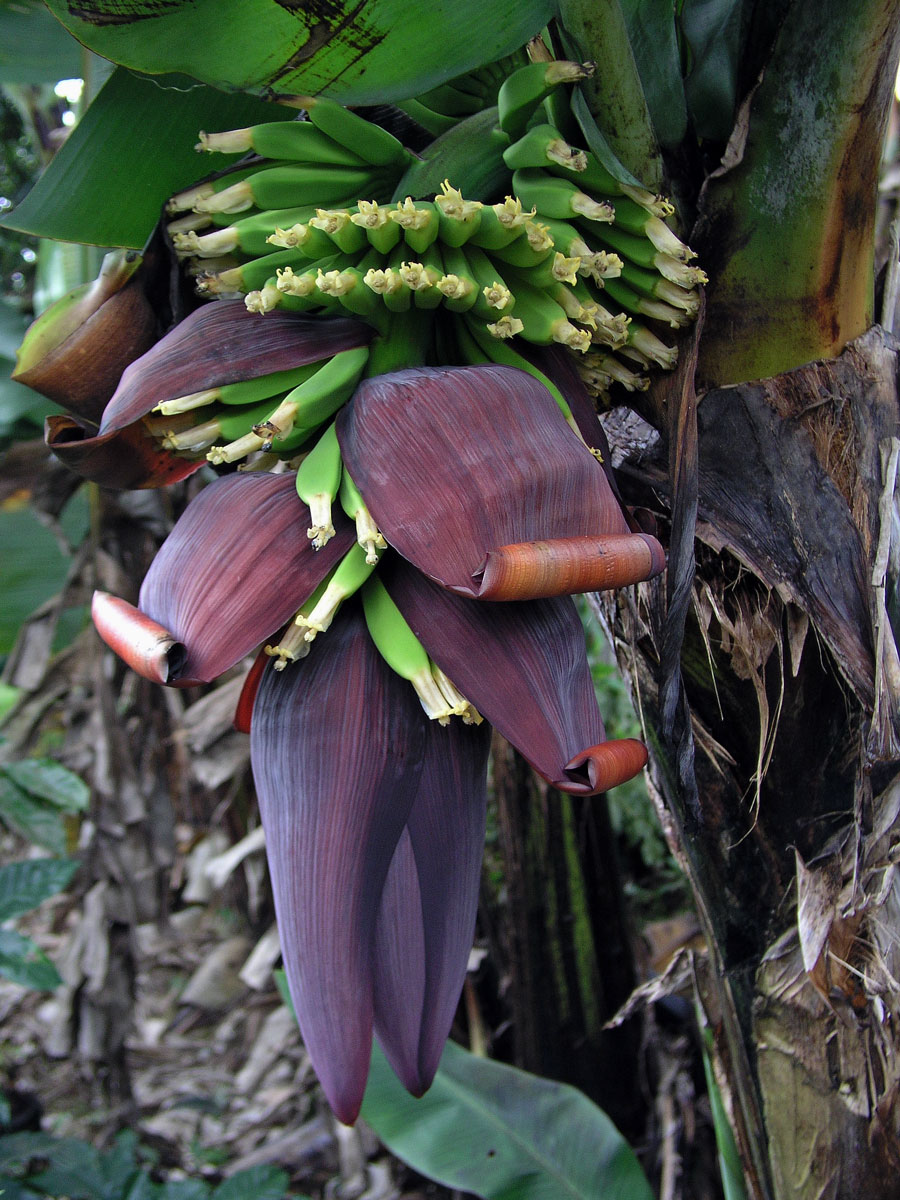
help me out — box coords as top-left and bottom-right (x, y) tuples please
(150, 54), (704, 714)
(166, 61), (703, 401)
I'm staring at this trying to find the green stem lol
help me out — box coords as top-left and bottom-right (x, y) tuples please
(363, 308), (433, 377)
(555, 0), (663, 190)
(696, 0), (900, 386)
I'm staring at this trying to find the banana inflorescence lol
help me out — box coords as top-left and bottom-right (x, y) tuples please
(154, 52), (703, 716)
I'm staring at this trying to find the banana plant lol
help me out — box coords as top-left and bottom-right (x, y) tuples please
(3, 1), (900, 1198)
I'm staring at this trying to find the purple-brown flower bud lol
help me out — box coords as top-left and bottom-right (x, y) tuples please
(14, 250), (159, 425)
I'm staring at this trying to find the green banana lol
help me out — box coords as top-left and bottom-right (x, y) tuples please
(497, 60), (595, 139)
(548, 280), (602, 330)
(362, 262), (407, 312)
(296, 542), (380, 645)
(625, 322), (678, 369)
(156, 361), (322, 416)
(166, 163), (275, 213)
(274, 253), (344, 297)
(506, 249), (583, 290)
(542, 150), (676, 218)
(399, 246), (445, 310)
(194, 163), (388, 215)
(435, 256), (478, 312)
(553, 278), (631, 348)
(502, 123), (589, 173)
(469, 196), (535, 251)
(199, 247), (310, 295)
(297, 96), (413, 169)
(528, 217), (620, 284)
(590, 227), (706, 288)
(511, 169), (614, 224)
(296, 420), (344, 549)
(196, 120), (368, 167)
(361, 575), (479, 724)
(339, 468), (388, 563)
(394, 98), (458, 137)
(173, 205), (317, 258)
(264, 577), (330, 669)
(488, 274), (591, 352)
(244, 276), (331, 315)
(489, 222), (555, 269)
(583, 353), (649, 392)
(363, 307), (434, 377)
(577, 209), (694, 262)
(161, 394), (289, 454)
(602, 275), (692, 327)
(416, 81), (486, 117)
(373, 246), (414, 313)
(308, 208), (369, 255)
(267, 218), (335, 258)
(389, 197), (440, 253)
(350, 200), (402, 254)
(315, 252), (389, 321)
(620, 260), (701, 314)
(266, 345), (370, 454)
(433, 181), (483, 246)
(457, 245), (516, 320)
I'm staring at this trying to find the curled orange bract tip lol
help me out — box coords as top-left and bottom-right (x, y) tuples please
(564, 738), (649, 793)
(474, 533), (666, 600)
(91, 591), (190, 685)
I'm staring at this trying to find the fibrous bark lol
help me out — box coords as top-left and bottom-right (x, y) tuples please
(603, 325), (900, 1199)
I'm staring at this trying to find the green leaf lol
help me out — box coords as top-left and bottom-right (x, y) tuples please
(679, 0), (744, 141)
(0, 1131), (63, 1172)
(0, 927), (61, 990)
(391, 108), (510, 202)
(0, 857), (78, 922)
(122, 1174), (160, 1200)
(0, 301), (28, 361)
(26, 1137), (105, 1197)
(0, 0), (83, 84)
(3, 760), (89, 813)
(95, 1131), (158, 1200)
(42, 0), (553, 106)
(159, 1182), (210, 1200)
(361, 1040), (653, 1199)
(1, 68), (301, 249)
(0, 1178), (45, 1199)
(0, 374), (57, 442)
(0, 494), (89, 659)
(700, 1026), (747, 1200)
(212, 1166), (290, 1200)
(0, 774), (67, 855)
(619, 0), (688, 147)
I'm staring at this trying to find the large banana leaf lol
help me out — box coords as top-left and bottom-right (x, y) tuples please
(679, 0), (744, 141)
(41, 0), (553, 106)
(0, 0), (82, 83)
(1, 67), (298, 247)
(361, 1039), (653, 1199)
(619, 0), (687, 148)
